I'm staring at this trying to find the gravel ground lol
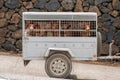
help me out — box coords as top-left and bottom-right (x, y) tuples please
(0, 53), (120, 80)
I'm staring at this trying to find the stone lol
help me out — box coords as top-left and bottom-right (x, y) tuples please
(87, 0), (95, 5)
(5, 31), (12, 38)
(74, 0), (83, 12)
(83, 7), (89, 12)
(34, 0), (48, 9)
(89, 6), (101, 17)
(12, 29), (22, 39)
(117, 1), (120, 10)
(107, 3), (113, 10)
(0, 0), (3, 8)
(95, 0), (103, 5)
(100, 42), (119, 55)
(19, 0), (23, 2)
(15, 40), (22, 50)
(23, 0), (31, 2)
(98, 30), (106, 42)
(100, 6), (110, 14)
(57, 7), (63, 12)
(102, 21), (111, 27)
(45, 0), (60, 11)
(58, 0), (63, 2)
(11, 13), (21, 25)
(102, 2), (108, 7)
(72, 0), (76, 3)
(6, 37), (16, 44)
(112, 0), (120, 10)
(19, 7), (27, 16)
(112, 19), (120, 28)
(109, 16), (115, 22)
(15, 8), (20, 13)
(95, 0), (112, 5)
(112, 0), (119, 10)
(101, 14), (112, 22)
(1, 7), (8, 12)
(0, 11), (4, 18)
(5, 10), (15, 19)
(32, 0), (37, 2)
(29, 8), (40, 12)
(0, 19), (7, 28)
(98, 20), (102, 27)
(2, 41), (15, 51)
(99, 24), (115, 43)
(5, 0), (20, 9)
(111, 10), (119, 17)
(39, 9), (48, 12)
(0, 28), (8, 37)
(61, 0), (74, 11)
(23, 2), (33, 9)
(114, 30), (120, 46)
(18, 20), (22, 29)
(0, 37), (5, 44)
(0, 48), (6, 52)
(19, 0), (23, 4)
(82, 1), (89, 7)
(7, 25), (18, 31)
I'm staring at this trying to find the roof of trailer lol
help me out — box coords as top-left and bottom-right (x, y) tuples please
(23, 12), (97, 15)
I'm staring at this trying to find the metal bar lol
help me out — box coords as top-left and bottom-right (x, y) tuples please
(98, 42), (120, 60)
(109, 42), (113, 56)
(59, 20), (61, 37)
(98, 56), (120, 59)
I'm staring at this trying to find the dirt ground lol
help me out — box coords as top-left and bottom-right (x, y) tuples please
(75, 60), (120, 67)
(0, 52), (120, 80)
(0, 51), (120, 67)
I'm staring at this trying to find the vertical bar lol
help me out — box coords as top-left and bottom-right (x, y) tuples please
(109, 43), (113, 56)
(22, 15), (25, 41)
(59, 20), (61, 37)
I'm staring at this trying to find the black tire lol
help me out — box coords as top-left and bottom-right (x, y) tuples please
(45, 53), (72, 78)
(97, 32), (102, 56)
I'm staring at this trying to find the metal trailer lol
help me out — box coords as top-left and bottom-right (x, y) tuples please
(22, 12), (100, 78)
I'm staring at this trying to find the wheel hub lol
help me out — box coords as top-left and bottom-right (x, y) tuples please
(50, 58), (67, 75)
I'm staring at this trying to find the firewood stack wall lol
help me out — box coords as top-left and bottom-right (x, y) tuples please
(0, 0), (120, 55)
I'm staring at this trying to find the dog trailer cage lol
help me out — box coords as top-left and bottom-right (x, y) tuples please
(22, 12), (99, 78)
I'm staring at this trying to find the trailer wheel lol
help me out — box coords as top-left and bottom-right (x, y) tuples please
(45, 53), (72, 78)
(97, 32), (102, 56)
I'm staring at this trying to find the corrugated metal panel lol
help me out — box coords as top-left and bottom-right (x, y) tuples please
(73, 15), (96, 21)
(24, 14), (72, 20)
(23, 12), (96, 20)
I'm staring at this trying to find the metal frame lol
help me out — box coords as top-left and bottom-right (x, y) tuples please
(22, 12), (98, 61)
(98, 42), (120, 60)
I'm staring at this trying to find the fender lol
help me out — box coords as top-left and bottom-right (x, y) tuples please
(44, 48), (74, 57)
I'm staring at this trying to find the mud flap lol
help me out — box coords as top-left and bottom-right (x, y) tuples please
(24, 60), (30, 66)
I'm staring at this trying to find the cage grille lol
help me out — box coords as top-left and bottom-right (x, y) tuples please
(25, 20), (96, 37)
